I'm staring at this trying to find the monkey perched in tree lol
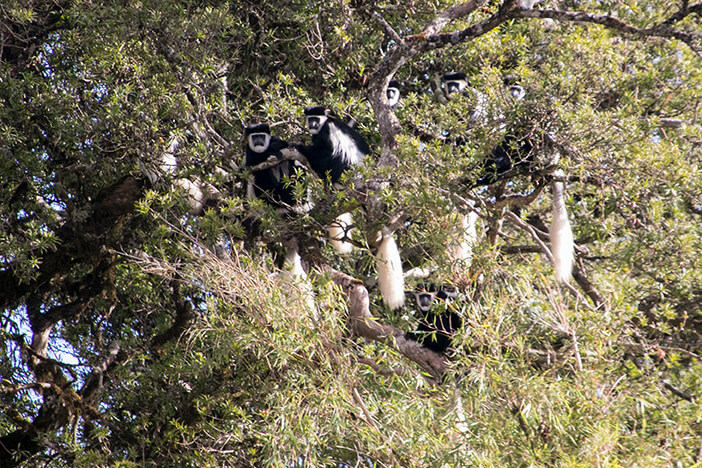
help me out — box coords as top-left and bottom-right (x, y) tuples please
(406, 284), (463, 354)
(244, 123), (308, 213)
(297, 105), (405, 310)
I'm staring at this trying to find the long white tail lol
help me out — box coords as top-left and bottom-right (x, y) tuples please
(550, 170), (575, 284)
(446, 206), (479, 271)
(140, 135), (179, 185)
(377, 234), (405, 310)
(328, 212), (354, 254)
(283, 245), (317, 316)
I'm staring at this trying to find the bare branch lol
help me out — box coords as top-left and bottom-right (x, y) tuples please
(572, 264), (606, 309)
(80, 340), (122, 400)
(422, 0), (487, 36)
(0, 382), (53, 394)
(371, 11), (403, 44)
(518, 7), (702, 52)
(417, 3), (520, 50)
(246, 148), (310, 173)
(488, 183), (547, 210)
(662, 379), (696, 403)
(505, 210), (555, 265)
(356, 356), (409, 377)
(662, 2), (701, 26)
(323, 266), (449, 382)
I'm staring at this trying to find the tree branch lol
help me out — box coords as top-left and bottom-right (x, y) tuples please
(422, 0), (487, 36)
(322, 266), (449, 382)
(518, 7), (702, 52)
(505, 210), (555, 265)
(371, 11), (403, 44)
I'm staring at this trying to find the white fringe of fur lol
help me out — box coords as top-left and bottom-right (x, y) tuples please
(376, 234), (405, 310)
(328, 212), (354, 254)
(282, 246), (317, 318)
(550, 170), (575, 284)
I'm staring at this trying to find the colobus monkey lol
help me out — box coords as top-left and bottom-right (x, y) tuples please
(299, 105), (405, 309)
(297, 105), (369, 254)
(244, 123), (309, 213)
(550, 169), (574, 283)
(474, 134), (535, 187)
(442, 72), (488, 126)
(245, 124), (316, 310)
(406, 284), (463, 354)
(298, 105), (370, 184)
(470, 78), (575, 284)
(503, 74), (526, 101)
(386, 80), (401, 108)
(472, 76), (533, 187)
(442, 72), (468, 98)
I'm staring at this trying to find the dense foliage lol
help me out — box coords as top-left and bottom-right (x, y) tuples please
(1, 0), (700, 466)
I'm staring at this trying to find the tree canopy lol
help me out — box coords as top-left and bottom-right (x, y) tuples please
(1, 0), (701, 466)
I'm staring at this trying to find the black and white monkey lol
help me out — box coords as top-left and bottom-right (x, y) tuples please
(503, 74), (526, 101)
(298, 105), (405, 310)
(473, 75), (533, 187)
(244, 123), (308, 213)
(442, 72), (469, 97)
(472, 77), (575, 284)
(244, 123), (316, 311)
(406, 284), (463, 354)
(297, 105), (369, 254)
(386, 80), (401, 108)
(442, 72), (487, 125)
(298, 106), (370, 184)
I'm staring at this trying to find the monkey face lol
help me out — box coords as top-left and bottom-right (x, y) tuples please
(413, 284), (457, 312)
(435, 286), (457, 302)
(248, 133), (271, 153)
(445, 79), (467, 98)
(306, 115), (328, 135)
(414, 283), (437, 312)
(508, 85), (525, 100)
(415, 292), (435, 312)
(386, 87), (400, 107)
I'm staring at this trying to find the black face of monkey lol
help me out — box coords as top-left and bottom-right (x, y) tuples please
(386, 80), (400, 107)
(305, 115), (328, 134)
(414, 284), (458, 311)
(248, 133), (271, 153)
(303, 106), (329, 135)
(245, 123), (272, 153)
(443, 72), (468, 98)
(446, 80), (466, 95)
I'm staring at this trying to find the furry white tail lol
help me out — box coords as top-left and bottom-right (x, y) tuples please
(550, 170), (575, 284)
(328, 212), (354, 254)
(377, 234), (405, 310)
(283, 245), (317, 316)
(447, 207), (479, 271)
(173, 177), (220, 215)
